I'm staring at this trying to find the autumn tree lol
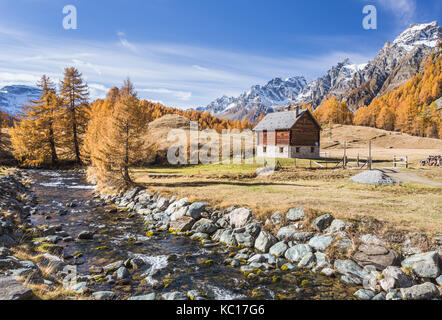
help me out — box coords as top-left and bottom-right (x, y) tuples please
(10, 75), (62, 166)
(90, 79), (148, 187)
(60, 67), (89, 164)
(314, 97), (353, 125)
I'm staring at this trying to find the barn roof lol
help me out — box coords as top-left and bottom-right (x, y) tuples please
(253, 109), (320, 131)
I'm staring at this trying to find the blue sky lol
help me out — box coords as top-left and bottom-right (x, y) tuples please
(0, 0), (440, 108)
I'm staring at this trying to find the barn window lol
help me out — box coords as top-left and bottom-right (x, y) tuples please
(279, 147), (284, 153)
(296, 147), (300, 153)
(311, 147), (315, 153)
(263, 147), (267, 153)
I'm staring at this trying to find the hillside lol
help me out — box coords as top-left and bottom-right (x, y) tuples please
(321, 124), (442, 162)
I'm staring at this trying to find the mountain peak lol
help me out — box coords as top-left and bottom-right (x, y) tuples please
(393, 21), (441, 52)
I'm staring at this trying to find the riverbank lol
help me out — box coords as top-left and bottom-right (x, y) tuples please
(1, 169), (358, 300)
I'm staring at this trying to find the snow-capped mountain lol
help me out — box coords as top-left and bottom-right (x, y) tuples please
(200, 76), (307, 122)
(295, 59), (367, 107)
(345, 21), (441, 110)
(201, 21), (441, 121)
(0, 85), (41, 115)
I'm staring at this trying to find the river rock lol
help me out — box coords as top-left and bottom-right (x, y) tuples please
(353, 244), (399, 270)
(271, 212), (284, 225)
(436, 275), (442, 286)
(334, 259), (371, 285)
(104, 261), (124, 274)
(354, 289), (376, 300)
(219, 230), (237, 246)
(380, 266), (414, 291)
(116, 267), (130, 280)
(92, 291), (115, 300)
(0, 276), (34, 300)
(285, 244), (312, 263)
(169, 217), (195, 232)
(285, 208), (305, 222)
(235, 233), (255, 248)
(298, 252), (315, 269)
(245, 222), (261, 238)
(314, 252), (330, 270)
(170, 207), (189, 221)
(156, 197), (169, 211)
(187, 202), (206, 219)
(269, 242), (288, 257)
(162, 292), (187, 300)
(191, 218), (218, 235)
(308, 235), (334, 251)
(372, 292), (386, 300)
(128, 293), (156, 300)
(401, 251), (440, 278)
(312, 214), (334, 232)
(77, 231), (94, 240)
(254, 231), (277, 253)
(326, 219), (347, 233)
(277, 226), (313, 242)
(228, 208), (252, 229)
(400, 282), (440, 300)
(70, 282), (88, 294)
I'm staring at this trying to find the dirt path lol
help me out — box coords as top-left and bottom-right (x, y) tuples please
(380, 169), (442, 187)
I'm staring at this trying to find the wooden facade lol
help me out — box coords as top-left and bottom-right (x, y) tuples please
(257, 111), (321, 147)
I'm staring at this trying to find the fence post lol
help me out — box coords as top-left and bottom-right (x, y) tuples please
(368, 140), (372, 170)
(393, 155), (396, 168)
(406, 156), (409, 169)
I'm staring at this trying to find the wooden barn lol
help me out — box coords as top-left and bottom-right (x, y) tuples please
(253, 107), (322, 159)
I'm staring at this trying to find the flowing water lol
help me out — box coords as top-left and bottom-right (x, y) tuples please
(27, 170), (356, 300)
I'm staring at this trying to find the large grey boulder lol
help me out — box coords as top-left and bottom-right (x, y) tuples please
(245, 222), (261, 238)
(254, 231), (277, 253)
(380, 266), (414, 291)
(156, 197), (170, 211)
(0, 276), (34, 300)
(116, 267), (130, 280)
(354, 289), (376, 300)
(234, 233), (255, 248)
(228, 208), (252, 229)
(326, 219), (347, 233)
(219, 230), (237, 246)
(77, 231), (94, 240)
(312, 214), (334, 232)
(170, 207), (189, 221)
(277, 226), (313, 242)
(334, 259), (371, 285)
(400, 282), (440, 300)
(353, 244), (399, 270)
(169, 217), (195, 232)
(401, 251), (440, 278)
(269, 242), (289, 257)
(308, 235), (334, 251)
(285, 208), (305, 222)
(187, 202), (206, 219)
(285, 244), (312, 263)
(191, 218), (218, 235)
(298, 252), (315, 269)
(271, 212), (284, 225)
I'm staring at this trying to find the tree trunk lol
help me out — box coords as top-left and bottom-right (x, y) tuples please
(48, 120), (58, 165)
(71, 102), (81, 165)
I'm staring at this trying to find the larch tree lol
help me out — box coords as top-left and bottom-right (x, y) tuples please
(10, 75), (61, 166)
(92, 79), (148, 187)
(59, 67), (89, 164)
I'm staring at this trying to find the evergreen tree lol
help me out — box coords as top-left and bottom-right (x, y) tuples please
(60, 67), (89, 164)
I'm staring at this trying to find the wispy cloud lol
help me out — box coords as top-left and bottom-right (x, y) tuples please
(139, 88), (192, 101)
(373, 0), (416, 26)
(117, 31), (138, 53)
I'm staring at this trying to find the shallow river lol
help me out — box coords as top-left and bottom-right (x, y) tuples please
(28, 170), (356, 300)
